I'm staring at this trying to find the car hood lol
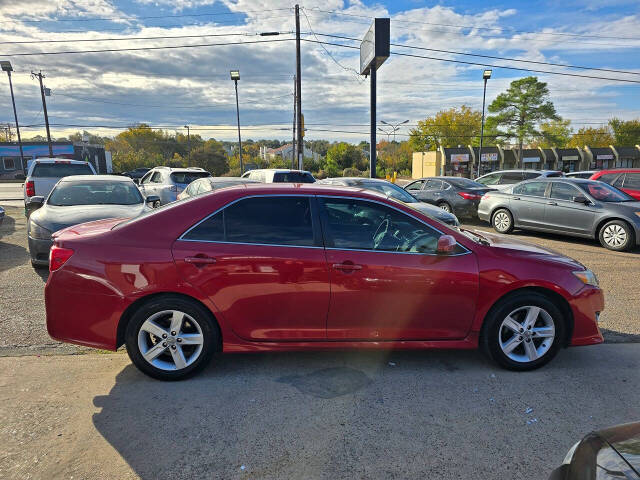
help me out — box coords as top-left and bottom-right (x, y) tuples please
(406, 202), (460, 226)
(468, 228), (585, 269)
(32, 203), (149, 234)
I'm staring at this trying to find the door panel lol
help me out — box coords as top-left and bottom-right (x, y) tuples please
(544, 182), (596, 234)
(510, 182), (549, 227)
(325, 250), (478, 340)
(173, 241), (330, 341)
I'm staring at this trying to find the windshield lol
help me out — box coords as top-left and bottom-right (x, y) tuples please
(361, 182), (417, 203)
(170, 172), (211, 185)
(48, 181), (144, 206)
(273, 172), (316, 183)
(32, 163), (93, 178)
(446, 178), (487, 189)
(578, 182), (634, 202)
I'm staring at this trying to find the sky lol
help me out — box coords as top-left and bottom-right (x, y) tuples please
(0, 0), (639, 144)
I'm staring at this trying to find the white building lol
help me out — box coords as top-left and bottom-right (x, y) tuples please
(259, 143), (320, 162)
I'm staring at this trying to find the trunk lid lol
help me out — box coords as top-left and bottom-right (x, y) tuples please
(52, 217), (126, 242)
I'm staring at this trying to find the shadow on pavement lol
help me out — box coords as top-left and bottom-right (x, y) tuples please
(90, 346), (639, 479)
(0, 241), (28, 272)
(0, 210), (16, 237)
(601, 328), (640, 343)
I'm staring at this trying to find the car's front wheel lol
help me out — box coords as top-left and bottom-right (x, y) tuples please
(492, 208), (514, 233)
(481, 292), (565, 371)
(598, 220), (634, 251)
(125, 295), (218, 380)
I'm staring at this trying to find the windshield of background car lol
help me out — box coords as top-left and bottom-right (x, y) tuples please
(361, 182), (418, 203)
(578, 182), (634, 202)
(48, 181), (144, 206)
(446, 178), (487, 189)
(170, 172), (211, 185)
(32, 163), (93, 177)
(273, 172), (316, 183)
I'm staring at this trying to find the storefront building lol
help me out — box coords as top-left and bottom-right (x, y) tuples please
(471, 146), (500, 176)
(586, 147), (616, 170)
(442, 147), (473, 177)
(521, 149), (543, 170)
(556, 148), (582, 173)
(540, 148), (557, 170)
(612, 146), (640, 168)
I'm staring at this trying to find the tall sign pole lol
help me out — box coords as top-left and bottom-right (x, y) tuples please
(295, 5), (303, 169)
(360, 18), (390, 179)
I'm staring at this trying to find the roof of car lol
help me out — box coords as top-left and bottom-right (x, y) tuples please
(32, 158), (88, 164)
(319, 177), (386, 183)
(207, 177), (260, 183)
(519, 177), (594, 184)
(594, 168), (640, 174)
(59, 174), (134, 183)
(248, 168), (312, 173)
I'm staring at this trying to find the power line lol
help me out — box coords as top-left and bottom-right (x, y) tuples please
(3, 37), (294, 56)
(301, 39), (640, 84)
(311, 32), (640, 77)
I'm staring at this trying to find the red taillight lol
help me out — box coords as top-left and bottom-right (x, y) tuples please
(25, 180), (35, 197)
(49, 245), (74, 272)
(458, 191), (482, 200)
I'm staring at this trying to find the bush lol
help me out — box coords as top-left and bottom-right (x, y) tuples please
(342, 167), (363, 177)
(314, 169), (328, 180)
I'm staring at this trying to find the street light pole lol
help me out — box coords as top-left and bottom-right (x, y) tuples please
(1, 61), (25, 174)
(230, 70), (243, 175)
(477, 69), (492, 179)
(184, 125), (190, 166)
(380, 119), (409, 143)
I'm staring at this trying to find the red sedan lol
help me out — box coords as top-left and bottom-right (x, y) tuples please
(45, 184), (604, 380)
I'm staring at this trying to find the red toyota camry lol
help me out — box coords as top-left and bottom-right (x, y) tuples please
(45, 184), (604, 380)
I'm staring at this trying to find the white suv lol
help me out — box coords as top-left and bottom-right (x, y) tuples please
(138, 167), (211, 205)
(241, 169), (315, 183)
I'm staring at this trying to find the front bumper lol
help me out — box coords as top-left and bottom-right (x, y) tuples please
(28, 235), (53, 265)
(568, 286), (605, 347)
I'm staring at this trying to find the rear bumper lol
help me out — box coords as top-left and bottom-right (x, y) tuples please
(568, 286), (604, 347)
(454, 201), (480, 218)
(28, 235), (52, 265)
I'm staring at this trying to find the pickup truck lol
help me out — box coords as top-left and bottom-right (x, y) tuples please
(24, 158), (96, 215)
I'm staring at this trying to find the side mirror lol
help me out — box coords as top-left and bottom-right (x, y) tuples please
(436, 234), (457, 255)
(28, 196), (45, 207)
(146, 195), (160, 206)
(572, 195), (590, 205)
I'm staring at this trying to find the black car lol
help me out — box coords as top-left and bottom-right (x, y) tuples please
(404, 176), (495, 218)
(550, 422), (640, 479)
(122, 167), (150, 181)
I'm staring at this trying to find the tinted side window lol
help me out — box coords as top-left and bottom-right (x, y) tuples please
(273, 172), (315, 183)
(424, 179), (443, 190)
(476, 173), (499, 185)
(596, 173), (621, 185)
(513, 182), (547, 197)
(624, 173), (640, 189)
(501, 172), (524, 184)
(405, 180), (424, 191)
(225, 197), (314, 246)
(550, 182), (581, 201)
(523, 172), (540, 180)
(183, 211), (224, 241)
(151, 172), (163, 183)
(321, 198), (442, 254)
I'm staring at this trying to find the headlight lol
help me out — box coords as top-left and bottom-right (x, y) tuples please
(573, 270), (598, 287)
(29, 220), (52, 240)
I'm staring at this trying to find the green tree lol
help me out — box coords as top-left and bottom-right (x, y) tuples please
(568, 127), (614, 148)
(534, 119), (572, 148)
(409, 105), (481, 151)
(486, 76), (559, 166)
(609, 118), (640, 145)
(191, 139), (229, 175)
(326, 142), (366, 173)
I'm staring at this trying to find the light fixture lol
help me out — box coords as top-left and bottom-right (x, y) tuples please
(483, 69), (492, 80)
(1, 61), (12, 72)
(230, 70), (240, 81)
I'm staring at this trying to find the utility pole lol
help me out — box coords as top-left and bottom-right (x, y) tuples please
(184, 125), (191, 166)
(1, 61), (25, 172)
(291, 75), (297, 169)
(31, 71), (53, 157)
(295, 4), (302, 170)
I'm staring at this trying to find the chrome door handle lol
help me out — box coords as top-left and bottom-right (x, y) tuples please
(332, 263), (362, 272)
(547, 201), (558, 206)
(184, 256), (217, 265)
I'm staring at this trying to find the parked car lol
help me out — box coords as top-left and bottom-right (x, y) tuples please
(404, 176), (496, 218)
(176, 177), (260, 201)
(549, 421), (640, 479)
(565, 170), (596, 179)
(138, 167), (211, 205)
(317, 177), (459, 226)
(121, 167), (150, 181)
(27, 175), (158, 267)
(478, 178), (640, 251)
(46, 183), (604, 380)
(241, 168), (316, 183)
(475, 170), (563, 191)
(23, 158), (96, 215)
(590, 169), (640, 201)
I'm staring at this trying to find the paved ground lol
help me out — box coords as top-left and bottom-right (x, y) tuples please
(1, 345), (639, 479)
(0, 181), (23, 201)
(1, 205), (638, 356)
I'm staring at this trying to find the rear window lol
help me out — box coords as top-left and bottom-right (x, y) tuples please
(32, 163), (93, 178)
(446, 178), (486, 189)
(500, 172), (524, 184)
(48, 181), (143, 206)
(273, 172), (315, 183)
(624, 173), (640, 190)
(170, 172), (211, 185)
(545, 172), (563, 178)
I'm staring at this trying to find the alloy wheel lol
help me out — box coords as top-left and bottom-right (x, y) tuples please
(602, 224), (627, 248)
(439, 203), (452, 213)
(498, 306), (555, 363)
(493, 212), (511, 232)
(137, 310), (204, 371)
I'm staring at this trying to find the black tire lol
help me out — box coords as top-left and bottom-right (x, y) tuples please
(437, 201), (453, 214)
(598, 220), (635, 252)
(480, 292), (566, 371)
(125, 295), (218, 381)
(491, 208), (514, 233)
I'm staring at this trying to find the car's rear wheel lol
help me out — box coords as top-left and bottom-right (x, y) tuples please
(125, 296), (218, 380)
(598, 220), (634, 251)
(481, 292), (565, 371)
(492, 208), (514, 233)
(437, 201), (452, 213)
